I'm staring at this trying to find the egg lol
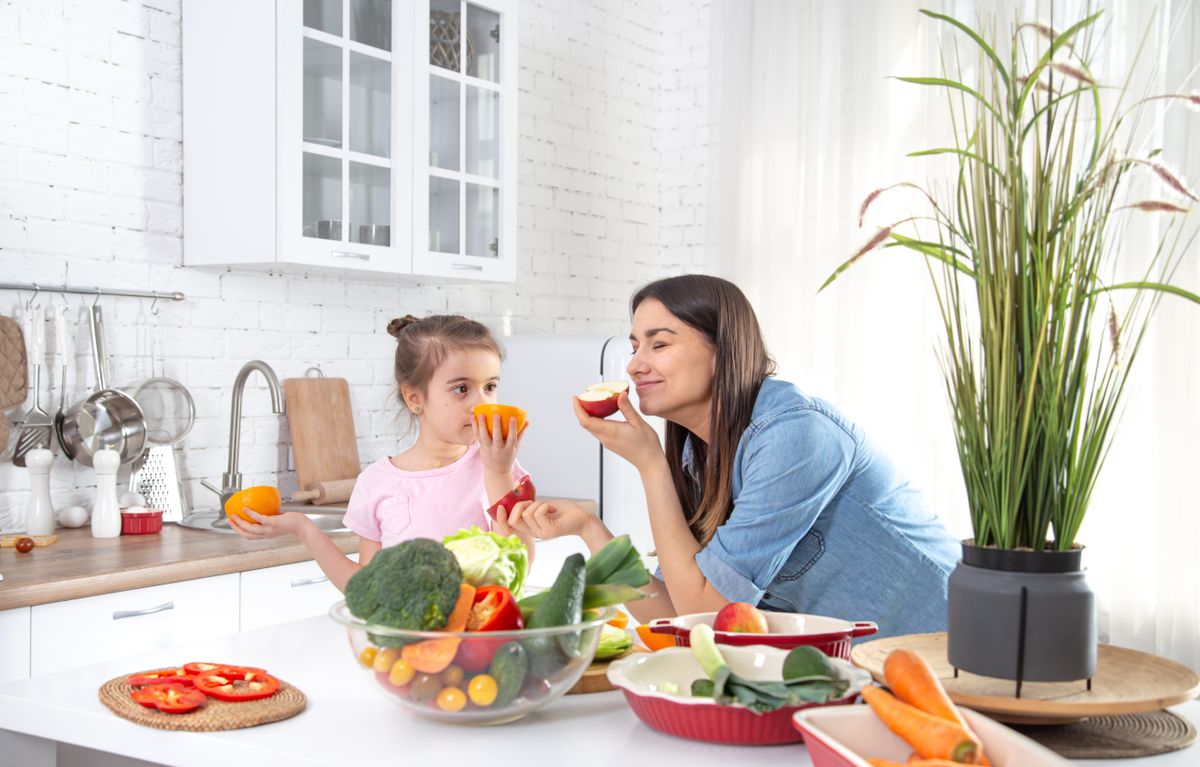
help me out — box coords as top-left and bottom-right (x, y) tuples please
(57, 505), (90, 528)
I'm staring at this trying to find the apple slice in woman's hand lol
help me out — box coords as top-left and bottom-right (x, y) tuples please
(577, 381), (630, 418)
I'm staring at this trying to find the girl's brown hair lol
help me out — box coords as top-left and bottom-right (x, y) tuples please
(630, 275), (775, 546)
(386, 314), (503, 412)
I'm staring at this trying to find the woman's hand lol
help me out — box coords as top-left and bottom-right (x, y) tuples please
(504, 499), (593, 541)
(492, 506), (537, 558)
(227, 510), (311, 541)
(573, 392), (664, 472)
(474, 413), (528, 475)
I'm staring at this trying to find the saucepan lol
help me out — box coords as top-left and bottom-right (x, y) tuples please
(57, 306), (147, 466)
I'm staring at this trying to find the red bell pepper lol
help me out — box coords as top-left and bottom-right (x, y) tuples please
(130, 683), (207, 714)
(467, 585), (524, 632)
(193, 666), (280, 702)
(127, 667), (194, 688)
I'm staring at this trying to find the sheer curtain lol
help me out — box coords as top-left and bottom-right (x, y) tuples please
(707, 0), (1200, 669)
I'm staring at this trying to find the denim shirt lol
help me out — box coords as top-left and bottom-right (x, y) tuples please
(683, 378), (960, 639)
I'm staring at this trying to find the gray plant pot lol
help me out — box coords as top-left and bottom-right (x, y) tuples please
(947, 541), (1096, 694)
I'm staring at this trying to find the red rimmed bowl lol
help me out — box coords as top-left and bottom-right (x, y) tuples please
(606, 644), (871, 745)
(793, 703), (1072, 766)
(647, 611), (877, 659)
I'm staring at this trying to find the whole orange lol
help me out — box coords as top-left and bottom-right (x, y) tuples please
(224, 485), (282, 525)
(472, 403), (528, 439)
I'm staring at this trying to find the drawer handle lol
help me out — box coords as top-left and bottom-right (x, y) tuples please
(290, 575), (329, 587)
(113, 601), (174, 620)
(332, 250), (370, 261)
(451, 263), (484, 272)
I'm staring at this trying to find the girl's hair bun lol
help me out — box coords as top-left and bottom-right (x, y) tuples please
(387, 315), (420, 339)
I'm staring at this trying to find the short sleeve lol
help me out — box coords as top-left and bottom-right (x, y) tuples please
(342, 468), (382, 542)
(511, 459), (529, 484)
(695, 409), (856, 603)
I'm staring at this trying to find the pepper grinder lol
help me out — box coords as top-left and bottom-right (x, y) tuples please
(91, 448), (122, 538)
(24, 448), (55, 535)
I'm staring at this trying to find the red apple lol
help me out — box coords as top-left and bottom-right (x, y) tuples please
(577, 381), (630, 418)
(712, 602), (769, 634)
(486, 476), (536, 519)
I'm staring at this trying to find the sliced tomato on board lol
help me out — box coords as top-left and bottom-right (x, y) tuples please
(193, 667), (281, 702)
(129, 683), (207, 714)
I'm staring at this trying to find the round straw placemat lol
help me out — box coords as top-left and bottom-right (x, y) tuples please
(99, 670), (306, 732)
(1012, 709), (1196, 758)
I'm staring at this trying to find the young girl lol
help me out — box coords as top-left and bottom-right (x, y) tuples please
(229, 314), (532, 592)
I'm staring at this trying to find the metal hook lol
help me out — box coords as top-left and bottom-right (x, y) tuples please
(25, 284), (40, 309)
(149, 294), (161, 316)
(93, 287), (102, 307)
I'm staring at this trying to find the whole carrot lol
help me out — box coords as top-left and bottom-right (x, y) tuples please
(860, 685), (982, 764)
(883, 650), (989, 765)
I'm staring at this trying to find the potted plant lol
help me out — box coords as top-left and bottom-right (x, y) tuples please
(822, 9), (1198, 690)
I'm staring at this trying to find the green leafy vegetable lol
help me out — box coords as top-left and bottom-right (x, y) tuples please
(442, 525), (529, 598)
(594, 624), (633, 660)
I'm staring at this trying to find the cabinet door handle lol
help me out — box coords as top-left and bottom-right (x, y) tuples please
(290, 575), (329, 587)
(451, 263), (484, 272)
(332, 250), (370, 261)
(113, 601), (174, 620)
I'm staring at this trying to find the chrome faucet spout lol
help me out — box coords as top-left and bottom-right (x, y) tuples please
(219, 360), (285, 503)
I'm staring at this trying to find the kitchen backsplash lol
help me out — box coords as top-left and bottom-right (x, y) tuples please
(0, 0), (712, 528)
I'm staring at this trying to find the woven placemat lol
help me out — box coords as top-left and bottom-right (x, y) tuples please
(1012, 709), (1197, 758)
(99, 671), (306, 732)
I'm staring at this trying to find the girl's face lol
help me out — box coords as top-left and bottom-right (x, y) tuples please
(627, 298), (716, 424)
(406, 347), (501, 445)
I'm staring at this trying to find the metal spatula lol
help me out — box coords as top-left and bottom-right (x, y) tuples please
(13, 306), (52, 466)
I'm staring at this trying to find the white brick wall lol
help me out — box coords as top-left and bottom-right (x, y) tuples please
(0, 0), (710, 528)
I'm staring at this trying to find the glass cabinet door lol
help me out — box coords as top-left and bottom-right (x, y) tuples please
(299, 0), (395, 256)
(418, 0), (511, 277)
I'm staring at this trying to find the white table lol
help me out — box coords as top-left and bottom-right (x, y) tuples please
(0, 612), (1194, 767)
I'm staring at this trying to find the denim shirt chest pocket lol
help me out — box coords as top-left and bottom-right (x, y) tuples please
(758, 528), (825, 612)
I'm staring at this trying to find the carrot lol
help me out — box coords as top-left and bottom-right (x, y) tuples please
(399, 584), (477, 674)
(860, 685), (982, 764)
(883, 651), (989, 765)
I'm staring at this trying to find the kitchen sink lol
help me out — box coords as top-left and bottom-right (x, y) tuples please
(177, 503), (350, 535)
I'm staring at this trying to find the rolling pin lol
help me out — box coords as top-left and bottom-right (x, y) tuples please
(291, 478), (356, 506)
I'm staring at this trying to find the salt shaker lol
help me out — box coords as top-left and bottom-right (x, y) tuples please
(24, 448), (55, 536)
(91, 448), (122, 538)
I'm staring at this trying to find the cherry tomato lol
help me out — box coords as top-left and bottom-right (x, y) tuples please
(358, 647), (378, 668)
(436, 686), (467, 712)
(467, 674), (498, 706)
(15, 537), (34, 553)
(440, 664), (464, 688)
(409, 673), (441, 703)
(389, 659), (415, 687)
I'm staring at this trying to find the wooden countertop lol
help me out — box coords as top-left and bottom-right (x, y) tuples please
(0, 525), (358, 611)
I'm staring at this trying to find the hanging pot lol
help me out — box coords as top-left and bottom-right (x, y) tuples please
(947, 540), (1096, 690)
(57, 306), (147, 467)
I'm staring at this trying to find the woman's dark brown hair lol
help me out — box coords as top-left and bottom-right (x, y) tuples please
(386, 315), (503, 413)
(631, 275), (776, 545)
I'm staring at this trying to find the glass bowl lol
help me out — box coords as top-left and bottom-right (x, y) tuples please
(330, 601), (614, 725)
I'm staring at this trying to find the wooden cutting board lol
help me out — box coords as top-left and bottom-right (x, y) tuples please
(283, 377), (361, 492)
(568, 645), (648, 695)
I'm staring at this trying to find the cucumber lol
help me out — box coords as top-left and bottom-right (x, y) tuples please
(488, 642), (529, 707)
(523, 553), (587, 678)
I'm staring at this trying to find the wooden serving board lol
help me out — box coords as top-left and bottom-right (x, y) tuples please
(851, 632), (1200, 725)
(0, 534), (57, 547)
(568, 645), (648, 695)
(284, 377), (361, 492)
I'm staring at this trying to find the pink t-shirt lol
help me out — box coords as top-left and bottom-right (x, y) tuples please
(343, 444), (528, 548)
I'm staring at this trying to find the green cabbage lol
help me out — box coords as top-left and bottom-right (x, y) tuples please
(442, 526), (529, 598)
(594, 624), (633, 660)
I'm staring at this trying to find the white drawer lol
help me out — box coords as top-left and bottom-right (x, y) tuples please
(0, 607), (31, 684)
(30, 573), (240, 677)
(239, 554), (357, 632)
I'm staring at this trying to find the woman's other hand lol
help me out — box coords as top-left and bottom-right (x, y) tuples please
(504, 499), (593, 541)
(573, 392), (664, 472)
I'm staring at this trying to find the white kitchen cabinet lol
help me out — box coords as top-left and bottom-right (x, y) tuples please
(239, 554), (357, 632)
(182, 0), (517, 282)
(29, 574), (240, 677)
(0, 607), (31, 684)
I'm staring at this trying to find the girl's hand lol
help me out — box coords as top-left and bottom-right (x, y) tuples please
(505, 499), (592, 541)
(474, 413), (528, 474)
(573, 392), (664, 472)
(227, 510), (310, 541)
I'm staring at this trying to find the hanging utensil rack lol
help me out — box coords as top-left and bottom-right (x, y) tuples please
(0, 282), (186, 303)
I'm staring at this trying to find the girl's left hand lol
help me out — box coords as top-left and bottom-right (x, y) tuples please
(474, 413), (528, 474)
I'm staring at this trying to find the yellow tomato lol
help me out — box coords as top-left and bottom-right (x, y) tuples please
(358, 646), (379, 668)
(372, 647), (401, 673)
(389, 659), (415, 687)
(436, 686), (467, 712)
(467, 674), (498, 706)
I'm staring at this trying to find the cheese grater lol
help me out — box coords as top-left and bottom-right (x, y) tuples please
(129, 444), (187, 522)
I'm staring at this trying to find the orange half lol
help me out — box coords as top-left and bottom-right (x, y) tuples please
(224, 485), (282, 525)
(473, 403), (527, 439)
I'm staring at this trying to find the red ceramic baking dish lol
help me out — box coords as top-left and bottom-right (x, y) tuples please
(120, 508), (163, 535)
(648, 611), (877, 659)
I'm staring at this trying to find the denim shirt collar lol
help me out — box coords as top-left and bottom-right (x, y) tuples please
(681, 435), (699, 480)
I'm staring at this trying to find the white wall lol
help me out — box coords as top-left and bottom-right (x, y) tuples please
(0, 0), (711, 528)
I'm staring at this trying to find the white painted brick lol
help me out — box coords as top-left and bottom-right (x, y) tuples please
(221, 272), (287, 302)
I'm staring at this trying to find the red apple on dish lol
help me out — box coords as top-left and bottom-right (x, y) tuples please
(486, 476), (536, 519)
(577, 381), (630, 418)
(712, 602), (770, 634)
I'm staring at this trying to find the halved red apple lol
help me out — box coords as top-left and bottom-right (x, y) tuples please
(486, 476), (536, 519)
(577, 381), (630, 418)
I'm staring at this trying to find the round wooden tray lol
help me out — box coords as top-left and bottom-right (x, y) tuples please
(851, 633), (1200, 725)
(99, 670), (306, 731)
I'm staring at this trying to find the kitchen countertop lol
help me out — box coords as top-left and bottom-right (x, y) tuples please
(0, 611), (1193, 767)
(0, 524), (359, 611)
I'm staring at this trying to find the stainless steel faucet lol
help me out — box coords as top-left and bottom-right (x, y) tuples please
(202, 360), (285, 508)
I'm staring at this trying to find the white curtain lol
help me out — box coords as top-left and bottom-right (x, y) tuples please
(707, 0), (1200, 669)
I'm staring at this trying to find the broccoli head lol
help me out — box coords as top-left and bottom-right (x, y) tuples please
(344, 538), (463, 638)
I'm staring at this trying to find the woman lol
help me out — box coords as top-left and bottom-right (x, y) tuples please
(508, 275), (960, 638)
